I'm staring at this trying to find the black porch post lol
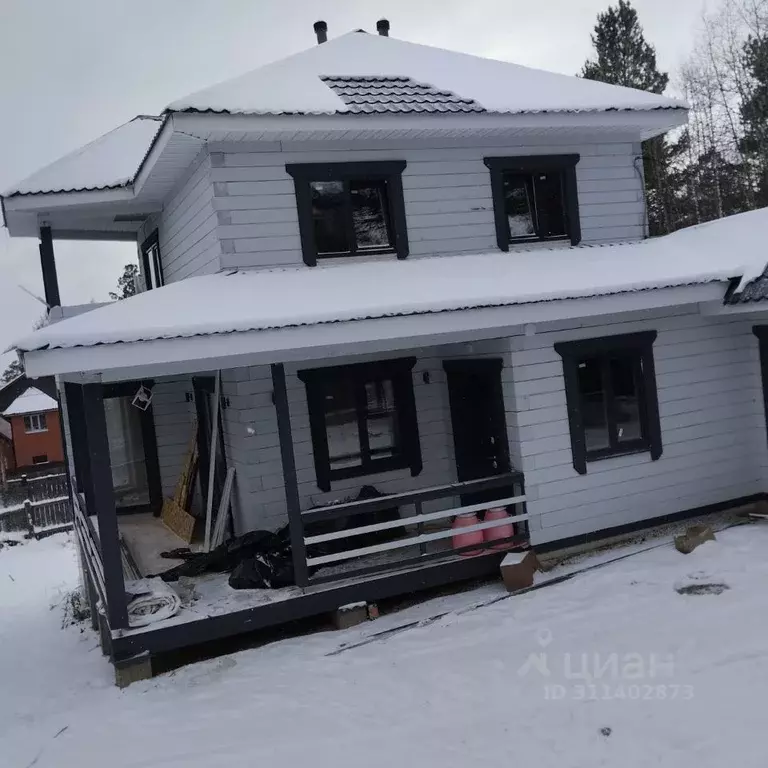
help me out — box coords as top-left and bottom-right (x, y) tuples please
(271, 363), (309, 587)
(64, 383), (92, 505)
(39, 226), (61, 308)
(82, 383), (129, 629)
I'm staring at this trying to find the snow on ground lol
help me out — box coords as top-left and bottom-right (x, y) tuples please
(2, 526), (768, 767)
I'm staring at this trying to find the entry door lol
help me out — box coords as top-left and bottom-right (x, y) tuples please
(444, 359), (510, 505)
(102, 382), (162, 515)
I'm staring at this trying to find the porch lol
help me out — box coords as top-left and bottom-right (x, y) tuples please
(64, 345), (531, 665)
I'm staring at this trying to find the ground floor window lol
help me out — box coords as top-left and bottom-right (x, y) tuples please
(299, 358), (422, 491)
(32, 454), (48, 464)
(555, 331), (662, 474)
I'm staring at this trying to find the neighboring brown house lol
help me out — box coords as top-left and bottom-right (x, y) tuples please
(0, 416), (14, 479)
(2, 386), (63, 469)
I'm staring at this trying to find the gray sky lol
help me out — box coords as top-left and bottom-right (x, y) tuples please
(0, 0), (708, 371)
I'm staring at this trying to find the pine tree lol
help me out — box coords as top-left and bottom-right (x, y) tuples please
(582, 0), (672, 235)
(582, 0), (668, 93)
(0, 360), (23, 384)
(740, 33), (768, 206)
(109, 263), (139, 301)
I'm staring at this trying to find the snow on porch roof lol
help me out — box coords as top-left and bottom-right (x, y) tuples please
(2, 387), (59, 416)
(3, 116), (164, 197)
(12, 207), (768, 356)
(169, 30), (686, 116)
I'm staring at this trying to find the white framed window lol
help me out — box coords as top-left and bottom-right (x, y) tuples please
(23, 413), (48, 433)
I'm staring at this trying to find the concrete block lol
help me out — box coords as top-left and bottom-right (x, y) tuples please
(333, 602), (369, 630)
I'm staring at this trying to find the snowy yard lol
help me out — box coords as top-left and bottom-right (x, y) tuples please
(2, 526), (768, 767)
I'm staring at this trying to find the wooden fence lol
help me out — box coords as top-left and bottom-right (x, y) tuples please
(0, 472), (72, 534)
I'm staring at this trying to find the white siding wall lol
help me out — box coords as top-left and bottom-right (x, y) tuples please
(137, 149), (220, 286)
(211, 137), (645, 271)
(151, 376), (197, 505)
(218, 351), (457, 533)
(506, 309), (768, 545)
(156, 311), (768, 542)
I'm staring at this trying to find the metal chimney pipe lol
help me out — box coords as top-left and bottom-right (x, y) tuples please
(313, 20), (328, 44)
(376, 18), (390, 36)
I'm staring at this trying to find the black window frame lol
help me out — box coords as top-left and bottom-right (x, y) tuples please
(555, 331), (662, 475)
(286, 160), (409, 266)
(484, 154), (581, 250)
(32, 454), (49, 465)
(140, 230), (164, 291)
(298, 358), (422, 491)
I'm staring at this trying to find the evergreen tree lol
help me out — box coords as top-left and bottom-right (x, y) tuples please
(740, 33), (768, 206)
(109, 263), (139, 301)
(582, 0), (668, 93)
(0, 360), (23, 384)
(582, 0), (672, 235)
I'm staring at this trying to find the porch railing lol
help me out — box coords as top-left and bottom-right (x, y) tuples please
(298, 471), (528, 586)
(72, 492), (108, 618)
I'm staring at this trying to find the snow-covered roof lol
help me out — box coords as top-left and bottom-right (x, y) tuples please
(3, 116), (164, 197)
(2, 387), (58, 416)
(12, 208), (768, 355)
(0, 417), (11, 441)
(169, 31), (686, 116)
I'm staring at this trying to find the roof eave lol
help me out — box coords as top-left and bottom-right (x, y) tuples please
(173, 107), (687, 142)
(21, 282), (723, 381)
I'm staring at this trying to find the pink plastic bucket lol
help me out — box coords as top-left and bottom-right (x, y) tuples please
(452, 513), (484, 556)
(483, 507), (515, 551)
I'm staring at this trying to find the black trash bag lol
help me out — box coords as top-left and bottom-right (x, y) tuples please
(228, 551), (295, 590)
(154, 527), (291, 582)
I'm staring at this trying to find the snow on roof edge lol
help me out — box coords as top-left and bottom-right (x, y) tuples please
(18, 277), (730, 355)
(2, 116), (165, 198)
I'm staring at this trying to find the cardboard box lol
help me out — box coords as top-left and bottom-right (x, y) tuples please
(500, 550), (540, 592)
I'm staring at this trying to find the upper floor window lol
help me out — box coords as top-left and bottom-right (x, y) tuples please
(286, 161), (409, 266)
(140, 230), (164, 290)
(555, 331), (662, 475)
(484, 155), (581, 250)
(298, 358), (422, 491)
(23, 413), (48, 433)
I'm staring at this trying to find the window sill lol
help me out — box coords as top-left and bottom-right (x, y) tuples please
(508, 239), (572, 253)
(586, 445), (651, 464)
(24, 430), (49, 435)
(314, 251), (399, 268)
(328, 456), (411, 484)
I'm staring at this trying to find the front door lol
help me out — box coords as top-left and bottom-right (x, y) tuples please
(103, 381), (162, 515)
(444, 359), (510, 506)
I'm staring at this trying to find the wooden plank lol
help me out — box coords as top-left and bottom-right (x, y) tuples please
(203, 373), (221, 552)
(211, 467), (235, 548)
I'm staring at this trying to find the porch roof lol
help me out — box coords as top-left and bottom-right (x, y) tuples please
(3, 117), (164, 197)
(11, 208), (768, 377)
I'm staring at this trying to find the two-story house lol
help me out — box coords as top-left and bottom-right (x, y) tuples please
(4, 22), (768, 681)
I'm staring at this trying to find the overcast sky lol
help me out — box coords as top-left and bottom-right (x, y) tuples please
(0, 0), (709, 371)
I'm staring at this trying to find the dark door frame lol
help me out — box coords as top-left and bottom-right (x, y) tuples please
(754, 327), (768, 442)
(443, 359), (511, 505)
(102, 380), (163, 515)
